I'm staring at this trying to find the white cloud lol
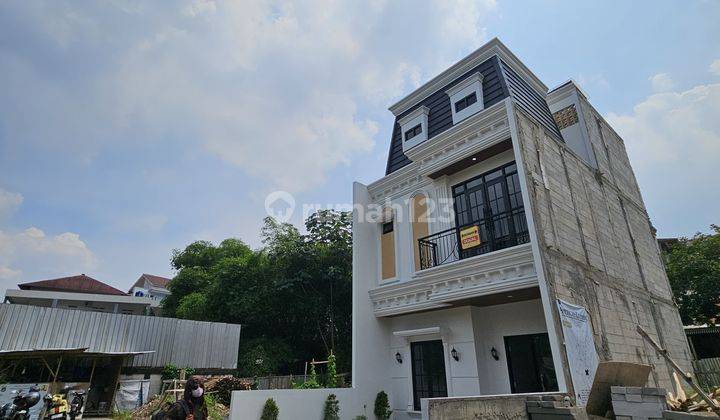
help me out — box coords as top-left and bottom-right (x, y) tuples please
(0, 0), (498, 192)
(0, 227), (97, 287)
(606, 80), (720, 234)
(649, 72), (675, 92)
(0, 188), (23, 219)
(710, 59), (720, 76)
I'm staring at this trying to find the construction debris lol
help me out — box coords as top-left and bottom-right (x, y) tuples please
(667, 372), (720, 415)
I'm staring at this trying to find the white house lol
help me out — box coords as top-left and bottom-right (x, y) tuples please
(230, 38), (692, 419)
(129, 273), (171, 302)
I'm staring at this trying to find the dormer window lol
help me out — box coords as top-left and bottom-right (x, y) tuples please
(404, 124), (422, 141)
(454, 92), (477, 113)
(446, 72), (484, 125)
(399, 106), (430, 153)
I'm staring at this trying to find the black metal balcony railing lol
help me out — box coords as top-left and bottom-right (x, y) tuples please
(418, 208), (530, 270)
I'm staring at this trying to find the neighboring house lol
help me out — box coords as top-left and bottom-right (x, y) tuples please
(129, 273), (171, 302)
(3, 274), (158, 315)
(230, 38), (693, 419)
(685, 325), (720, 360)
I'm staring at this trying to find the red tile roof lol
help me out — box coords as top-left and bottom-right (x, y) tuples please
(139, 273), (171, 289)
(18, 274), (128, 296)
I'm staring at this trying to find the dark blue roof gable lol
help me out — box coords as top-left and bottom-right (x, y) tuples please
(385, 56), (509, 175)
(499, 59), (562, 140)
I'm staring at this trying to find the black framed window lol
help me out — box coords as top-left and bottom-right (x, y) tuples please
(454, 91), (477, 112)
(404, 124), (423, 141)
(382, 221), (394, 234)
(451, 161), (529, 259)
(504, 333), (558, 393)
(411, 340), (447, 411)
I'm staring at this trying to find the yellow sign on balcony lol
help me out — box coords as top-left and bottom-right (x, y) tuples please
(460, 225), (481, 249)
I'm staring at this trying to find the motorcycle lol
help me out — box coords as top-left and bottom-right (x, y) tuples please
(67, 390), (85, 420)
(42, 387), (69, 420)
(0, 386), (41, 420)
(42, 387), (86, 420)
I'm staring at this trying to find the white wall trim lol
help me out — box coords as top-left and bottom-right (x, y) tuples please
(504, 98), (569, 393)
(447, 72), (484, 125)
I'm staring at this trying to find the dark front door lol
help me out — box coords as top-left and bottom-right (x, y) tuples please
(504, 333), (559, 393)
(411, 340), (448, 411)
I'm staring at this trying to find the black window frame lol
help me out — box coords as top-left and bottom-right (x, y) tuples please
(382, 221), (394, 234)
(451, 161), (528, 259)
(454, 91), (478, 113)
(404, 124), (423, 141)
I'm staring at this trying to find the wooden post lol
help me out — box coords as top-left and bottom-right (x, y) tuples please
(637, 325), (720, 415)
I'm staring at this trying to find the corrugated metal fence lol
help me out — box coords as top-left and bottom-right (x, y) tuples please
(0, 304), (241, 369)
(693, 357), (720, 389)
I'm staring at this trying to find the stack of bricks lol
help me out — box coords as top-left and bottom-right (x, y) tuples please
(611, 386), (667, 420)
(526, 395), (588, 420)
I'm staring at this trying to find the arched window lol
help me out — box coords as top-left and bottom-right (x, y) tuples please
(411, 194), (430, 271)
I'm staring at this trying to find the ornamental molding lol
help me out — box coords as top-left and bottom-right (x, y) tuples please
(388, 38), (548, 117)
(405, 100), (510, 176)
(368, 243), (537, 317)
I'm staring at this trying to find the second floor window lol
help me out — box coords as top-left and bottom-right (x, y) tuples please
(454, 92), (477, 113)
(404, 124), (423, 141)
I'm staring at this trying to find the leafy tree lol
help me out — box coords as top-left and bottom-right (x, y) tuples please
(176, 292), (208, 320)
(664, 224), (720, 326)
(260, 398), (279, 420)
(162, 210), (353, 376)
(326, 353), (338, 388)
(323, 394), (340, 420)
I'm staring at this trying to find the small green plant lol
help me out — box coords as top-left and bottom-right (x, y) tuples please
(326, 353), (338, 388)
(260, 398), (279, 420)
(204, 393), (224, 420)
(374, 391), (392, 420)
(323, 394), (340, 420)
(161, 363), (195, 380)
(292, 363), (320, 389)
(110, 410), (132, 420)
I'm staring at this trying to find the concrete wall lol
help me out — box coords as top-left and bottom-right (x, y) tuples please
(511, 88), (693, 394)
(230, 389), (363, 420)
(471, 299), (549, 395)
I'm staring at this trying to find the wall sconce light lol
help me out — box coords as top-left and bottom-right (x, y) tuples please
(451, 347), (459, 361)
(395, 352), (403, 364)
(490, 347), (499, 361)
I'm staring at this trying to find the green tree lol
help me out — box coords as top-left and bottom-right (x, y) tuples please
(161, 210), (353, 376)
(664, 224), (720, 326)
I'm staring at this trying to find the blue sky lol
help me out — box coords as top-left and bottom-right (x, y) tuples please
(1, 0), (719, 292)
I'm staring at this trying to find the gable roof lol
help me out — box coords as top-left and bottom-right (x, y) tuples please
(18, 274), (128, 296)
(131, 274), (171, 291)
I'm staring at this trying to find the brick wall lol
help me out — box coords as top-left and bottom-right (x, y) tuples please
(512, 95), (693, 394)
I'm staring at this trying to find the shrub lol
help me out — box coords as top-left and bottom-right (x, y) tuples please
(323, 394), (340, 420)
(292, 363), (320, 389)
(260, 398), (279, 420)
(326, 353), (338, 388)
(209, 376), (253, 405)
(353, 416), (368, 420)
(374, 391), (392, 420)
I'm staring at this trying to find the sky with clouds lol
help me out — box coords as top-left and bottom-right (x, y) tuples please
(0, 0), (718, 293)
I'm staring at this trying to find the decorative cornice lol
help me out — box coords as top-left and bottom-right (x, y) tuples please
(398, 105), (430, 127)
(368, 243), (537, 317)
(406, 100), (510, 175)
(445, 72), (483, 98)
(388, 38), (548, 117)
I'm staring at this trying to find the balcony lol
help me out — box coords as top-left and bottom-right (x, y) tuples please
(418, 207), (530, 270)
